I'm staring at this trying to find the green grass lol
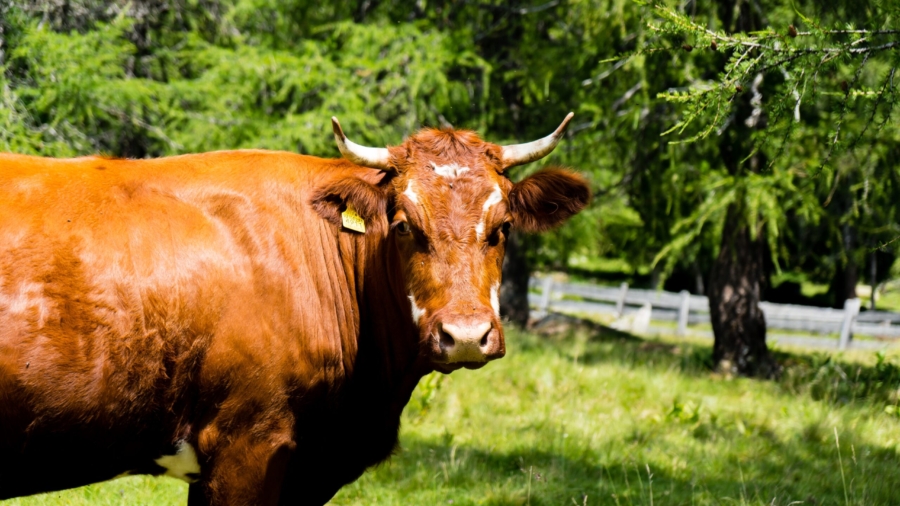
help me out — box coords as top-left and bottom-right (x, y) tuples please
(5, 326), (900, 505)
(871, 286), (900, 313)
(568, 256), (638, 277)
(0, 476), (186, 506)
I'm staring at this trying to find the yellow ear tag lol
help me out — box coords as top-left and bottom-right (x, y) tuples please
(341, 204), (366, 233)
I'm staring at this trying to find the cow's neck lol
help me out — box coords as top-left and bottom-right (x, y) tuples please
(349, 228), (428, 414)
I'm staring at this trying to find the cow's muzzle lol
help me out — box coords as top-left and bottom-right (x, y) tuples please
(430, 314), (505, 371)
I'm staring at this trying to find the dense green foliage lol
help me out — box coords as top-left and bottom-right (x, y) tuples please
(0, 1), (487, 157)
(642, 2), (900, 302)
(2, 0), (897, 301)
(4, 326), (900, 505)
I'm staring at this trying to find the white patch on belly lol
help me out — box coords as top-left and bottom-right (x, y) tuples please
(155, 440), (201, 483)
(476, 185), (503, 241)
(408, 293), (426, 324)
(490, 282), (500, 317)
(432, 162), (469, 179)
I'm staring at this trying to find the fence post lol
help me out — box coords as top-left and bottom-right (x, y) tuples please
(677, 290), (690, 336)
(633, 303), (652, 334)
(538, 277), (554, 314)
(615, 282), (629, 317)
(838, 298), (861, 351)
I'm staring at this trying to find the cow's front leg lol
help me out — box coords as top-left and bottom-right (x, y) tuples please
(188, 430), (295, 506)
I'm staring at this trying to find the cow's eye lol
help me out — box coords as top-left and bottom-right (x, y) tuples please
(488, 221), (511, 247)
(396, 221), (411, 235)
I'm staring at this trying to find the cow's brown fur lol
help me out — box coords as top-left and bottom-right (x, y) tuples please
(0, 128), (589, 505)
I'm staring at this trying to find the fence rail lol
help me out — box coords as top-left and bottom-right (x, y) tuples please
(528, 277), (900, 349)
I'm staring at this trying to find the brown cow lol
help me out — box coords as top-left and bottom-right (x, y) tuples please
(0, 115), (590, 505)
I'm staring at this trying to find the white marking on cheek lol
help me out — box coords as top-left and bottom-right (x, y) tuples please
(154, 441), (201, 483)
(408, 294), (426, 324)
(490, 282), (500, 317)
(431, 163), (470, 179)
(403, 181), (419, 205)
(477, 185), (503, 241)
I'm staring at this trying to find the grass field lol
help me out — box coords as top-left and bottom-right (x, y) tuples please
(4, 323), (900, 505)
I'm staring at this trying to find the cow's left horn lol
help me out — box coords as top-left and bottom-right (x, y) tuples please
(500, 112), (574, 170)
(331, 117), (392, 171)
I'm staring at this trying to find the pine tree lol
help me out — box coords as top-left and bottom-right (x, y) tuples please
(628, 1), (900, 376)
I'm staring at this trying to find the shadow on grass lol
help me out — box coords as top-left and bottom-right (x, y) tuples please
(528, 313), (715, 374)
(380, 427), (900, 506)
(527, 313), (900, 413)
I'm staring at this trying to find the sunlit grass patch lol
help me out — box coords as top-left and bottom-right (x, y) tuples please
(333, 328), (900, 505)
(0, 476), (185, 506)
(873, 286), (900, 313)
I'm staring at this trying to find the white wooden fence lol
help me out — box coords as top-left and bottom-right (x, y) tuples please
(528, 277), (900, 350)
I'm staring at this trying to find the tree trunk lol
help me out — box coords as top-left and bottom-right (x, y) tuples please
(693, 262), (705, 295)
(708, 205), (779, 378)
(870, 251), (878, 310)
(711, 116), (778, 378)
(703, 0), (778, 380)
(835, 261), (859, 308)
(830, 223), (859, 308)
(499, 230), (531, 327)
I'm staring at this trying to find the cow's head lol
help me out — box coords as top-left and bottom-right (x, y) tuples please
(313, 114), (590, 373)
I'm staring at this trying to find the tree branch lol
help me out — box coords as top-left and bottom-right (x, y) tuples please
(820, 52), (871, 180)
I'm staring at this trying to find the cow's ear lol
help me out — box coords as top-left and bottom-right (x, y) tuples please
(310, 176), (387, 231)
(508, 168), (590, 232)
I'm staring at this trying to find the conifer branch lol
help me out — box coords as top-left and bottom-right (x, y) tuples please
(847, 68), (896, 153)
(820, 52), (871, 176)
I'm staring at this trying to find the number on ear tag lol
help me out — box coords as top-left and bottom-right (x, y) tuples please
(341, 204), (366, 233)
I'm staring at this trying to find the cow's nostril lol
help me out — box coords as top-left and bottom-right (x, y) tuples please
(438, 323), (455, 348)
(479, 328), (490, 347)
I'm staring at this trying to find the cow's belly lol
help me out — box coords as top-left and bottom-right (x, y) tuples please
(0, 426), (199, 499)
(0, 315), (206, 498)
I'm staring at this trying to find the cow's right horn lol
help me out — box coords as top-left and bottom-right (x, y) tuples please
(499, 112), (574, 170)
(331, 117), (392, 171)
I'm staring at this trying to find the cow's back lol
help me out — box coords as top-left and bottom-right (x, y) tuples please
(0, 150), (360, 496)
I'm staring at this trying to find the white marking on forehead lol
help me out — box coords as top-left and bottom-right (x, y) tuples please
(476, 184), (504, 241)
(482, 185), (503, 213)
(490, 282), (500, 317)
(409, 294), (426, 324)
(403, 180), (419, 205)
(431, 162), (470, 179)
(154, 441), (201, 483)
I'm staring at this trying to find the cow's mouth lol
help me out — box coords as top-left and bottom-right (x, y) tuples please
(433, 361), (487, 374)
